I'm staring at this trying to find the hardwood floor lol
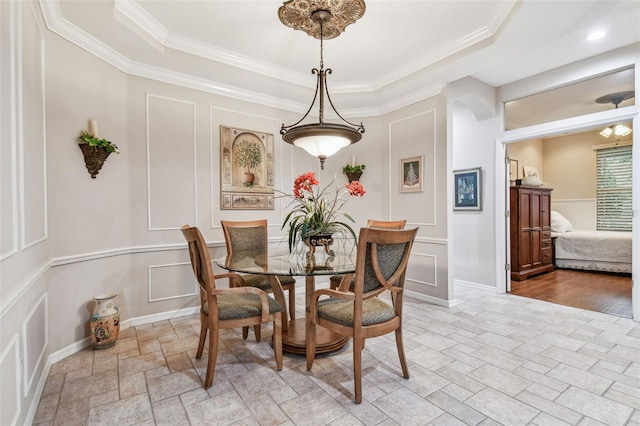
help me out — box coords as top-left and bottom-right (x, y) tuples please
(510, 268), (632, 318)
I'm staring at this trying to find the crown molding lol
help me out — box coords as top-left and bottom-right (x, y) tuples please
(38, 0), (459, 116)
(114, 0), (168, 52)
(167, 33), (315, 89)
(39, 0), (130, 72)
(114, 0), (168, 45)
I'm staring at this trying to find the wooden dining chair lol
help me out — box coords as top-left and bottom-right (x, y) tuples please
(221, 220), (297, 337)
(329, 219), (407, 290)
(181, 225), (282, 388)
(306, 226), (417, 403)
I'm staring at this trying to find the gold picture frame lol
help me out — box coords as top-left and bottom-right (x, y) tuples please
(220, 125), (274, 210)
(400, 156), (423, 193)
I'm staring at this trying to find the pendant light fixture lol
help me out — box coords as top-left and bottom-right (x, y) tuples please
(278, 0), (366, 169)
(596, 91), (634, 138)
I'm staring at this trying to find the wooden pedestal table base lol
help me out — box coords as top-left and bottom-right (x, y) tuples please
(281, 318), (349, 355)
(267, 274), (350, 355)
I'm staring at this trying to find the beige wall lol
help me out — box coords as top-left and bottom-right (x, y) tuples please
(508, 138), (544, 182)
(509, 129), (632, 230)
(0, 3), (450, 423)
(543, 131), (598, 199)
(382, 96), (450, 301)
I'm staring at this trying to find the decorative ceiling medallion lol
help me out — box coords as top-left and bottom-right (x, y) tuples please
(278, 0), (366, 40)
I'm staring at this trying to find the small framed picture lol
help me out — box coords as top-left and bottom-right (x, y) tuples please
(453, 167), (482, 211)
(401, 156), (423, 192)
(509, 159), (519, 185)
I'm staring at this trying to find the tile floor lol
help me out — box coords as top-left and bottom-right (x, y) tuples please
(34, 285), (640, 425)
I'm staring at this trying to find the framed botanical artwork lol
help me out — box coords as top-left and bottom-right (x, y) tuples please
(220, 125), (274, 210)
(453, 167), (482, 211)
(400, 156), (423, 193)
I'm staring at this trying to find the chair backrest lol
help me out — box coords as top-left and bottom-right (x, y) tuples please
(353, 227), (417, 296)
(366, 219), (407, 230)
(221, 220), (268, 255)
(181, 225), (216, 306)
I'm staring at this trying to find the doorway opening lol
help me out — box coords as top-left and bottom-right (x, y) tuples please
(505, 127), (633, 318)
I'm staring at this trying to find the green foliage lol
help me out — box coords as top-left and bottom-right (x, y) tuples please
(235, 140), (262, 173)
(342, 164), (366, 174)
(281, 178), (357, 252)
(79, 131), (119, 154)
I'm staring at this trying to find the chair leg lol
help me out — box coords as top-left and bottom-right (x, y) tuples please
(273, 316), (283, 371)
(305, 316), (316, 370)
(254, 324), (261, 342)
(242, 326), (249, 340)
(396, 327), (409, 379)
(204, 327), (219, 388)
(288, 286), (295, 321)
(353, 336), (363, 404)
(196, 323), (207, 359)
(395, 327), (409, 379)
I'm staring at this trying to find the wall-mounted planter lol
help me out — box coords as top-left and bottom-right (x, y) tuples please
(345, 171), (363, 183)
(79, 143), (111, 178)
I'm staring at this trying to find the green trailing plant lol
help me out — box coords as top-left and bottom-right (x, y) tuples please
(342, 164), (366, 174)
(79, 131), (119, 154)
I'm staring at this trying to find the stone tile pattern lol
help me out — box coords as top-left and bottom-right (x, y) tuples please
(34, 286), (640, 425)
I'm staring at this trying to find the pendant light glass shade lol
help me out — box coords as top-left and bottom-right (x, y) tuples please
(294, 135), (351, 157)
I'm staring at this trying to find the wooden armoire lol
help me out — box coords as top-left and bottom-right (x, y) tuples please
(510, 186), (554, 281)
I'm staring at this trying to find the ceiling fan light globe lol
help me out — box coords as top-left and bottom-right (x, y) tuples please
(600, 126), (613, 138)
(613, 124), (632, 137)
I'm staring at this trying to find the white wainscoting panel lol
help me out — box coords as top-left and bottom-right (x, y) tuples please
(1, 0), (18, 259)
(389, 110), (437, 226)
(148, 262), (197, 302)
(406, 252), (437, 288)
(20, 0), (47, 249)
(0, 333), (21, 425)
(22, 292), (47, 397)
(147, 94), (196, 230)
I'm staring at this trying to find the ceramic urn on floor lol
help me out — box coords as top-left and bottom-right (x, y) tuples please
(90, 294), (120, 349)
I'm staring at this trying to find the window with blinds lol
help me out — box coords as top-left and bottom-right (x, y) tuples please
(596, 144), (632, 231)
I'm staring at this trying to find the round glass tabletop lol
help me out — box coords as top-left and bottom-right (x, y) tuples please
(215, 245), (357, 277)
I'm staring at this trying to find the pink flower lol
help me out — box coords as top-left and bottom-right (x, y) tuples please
(345, 180), (366, 197)
(293, 172), (319, 198)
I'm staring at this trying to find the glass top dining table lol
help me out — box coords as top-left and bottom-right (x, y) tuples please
(215, 243), (357, 354)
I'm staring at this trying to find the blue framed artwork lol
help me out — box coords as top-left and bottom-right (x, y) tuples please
(453, 167), (481, 211)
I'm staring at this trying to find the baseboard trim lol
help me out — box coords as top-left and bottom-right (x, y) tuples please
(25, 306), (200, 426)
(404, 289), (455, 307)
(454, 279), (497, 292)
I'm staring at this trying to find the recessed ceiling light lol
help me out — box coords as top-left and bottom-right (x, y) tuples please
(587, 31), (606, 41)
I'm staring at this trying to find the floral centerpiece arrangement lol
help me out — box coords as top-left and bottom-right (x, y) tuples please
(281, 172), (366, 253)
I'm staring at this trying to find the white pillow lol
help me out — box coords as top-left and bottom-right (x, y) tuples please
(551, 211), (573, 233)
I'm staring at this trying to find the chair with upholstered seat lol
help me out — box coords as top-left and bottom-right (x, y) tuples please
(329, 219), (406, 290)
(306, 226), (417, 403)
(181, 225), (282, 388)
(221, 220), (297, 337)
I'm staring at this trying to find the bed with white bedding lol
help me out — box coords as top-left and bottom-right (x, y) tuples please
(551, 211), (632, 273)
(552, 230), (632, 273)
